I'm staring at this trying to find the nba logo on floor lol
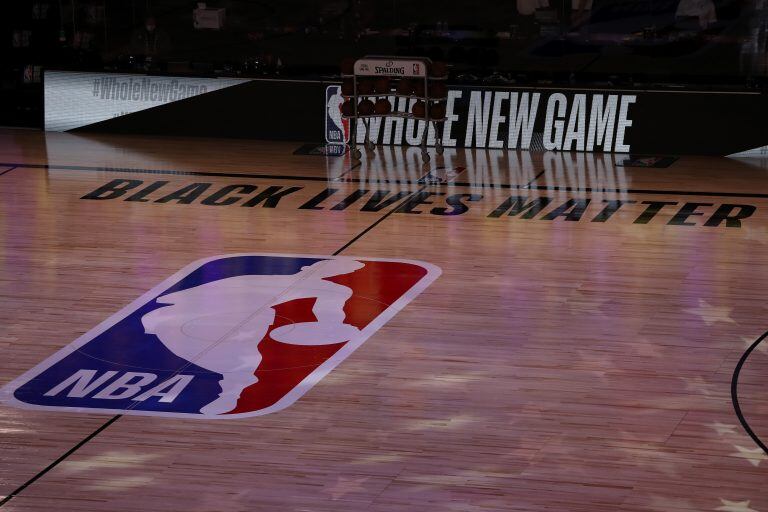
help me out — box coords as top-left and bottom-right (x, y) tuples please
(1, 254), (440, 419)
(325, 85), (350, 144)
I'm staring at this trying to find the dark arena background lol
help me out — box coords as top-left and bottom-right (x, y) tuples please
(1, 1), (767, 511)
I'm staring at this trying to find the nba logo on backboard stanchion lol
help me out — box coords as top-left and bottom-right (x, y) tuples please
(325, 85), (350, 144)
(1, 254), (440, 419)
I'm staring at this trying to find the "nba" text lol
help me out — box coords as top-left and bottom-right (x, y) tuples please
(45, 370), (194, 403)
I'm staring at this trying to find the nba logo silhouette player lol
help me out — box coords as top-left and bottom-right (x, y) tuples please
(325, 86), (350, 144)
(1, 254), (440, 419)
(142, 259), (365, 415)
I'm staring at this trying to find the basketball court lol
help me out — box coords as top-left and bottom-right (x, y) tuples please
(0, 127), (765, 511)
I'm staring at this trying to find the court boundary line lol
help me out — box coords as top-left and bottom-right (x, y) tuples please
(0, 182), (423, 507)
(0, 166), (17, 177)
(4, 161), (768, 199)
(731, 331), (768, 455)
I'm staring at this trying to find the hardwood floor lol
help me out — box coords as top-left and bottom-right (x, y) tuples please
(0, 128), (766, 511)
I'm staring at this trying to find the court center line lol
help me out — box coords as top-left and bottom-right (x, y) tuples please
(731, 330), (768, 455)
(331, 159), (362, 182)
(0, 184), (422, 507)
(6, 161), (768, 200)
(0, 415), (121, 506)
(523, 170), (546, 189)
(333, 186), (426, 255)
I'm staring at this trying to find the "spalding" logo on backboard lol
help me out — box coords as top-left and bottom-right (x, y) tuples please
(1, 254), (440, 419)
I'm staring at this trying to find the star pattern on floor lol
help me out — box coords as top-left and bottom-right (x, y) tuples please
(730, 445), (768, 467)
(741, 336), (768, 353)
(323, 476), (370, 500)
(708, 422), (739, 436)
(716, 499), (760, 512)
(680, 376), (720, 396)
(685, 299), (736, 326)
(741, 225), (768, 245)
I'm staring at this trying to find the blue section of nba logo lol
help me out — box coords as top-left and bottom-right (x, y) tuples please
(12, 256), (323, 415)
(325, 85), (348, 144)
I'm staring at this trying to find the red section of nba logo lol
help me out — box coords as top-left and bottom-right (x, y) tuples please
(228, 261), (427, 414)
(325, 260), (427, 329)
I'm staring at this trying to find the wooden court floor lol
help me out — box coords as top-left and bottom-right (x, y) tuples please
(0, 128), (766, 511)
